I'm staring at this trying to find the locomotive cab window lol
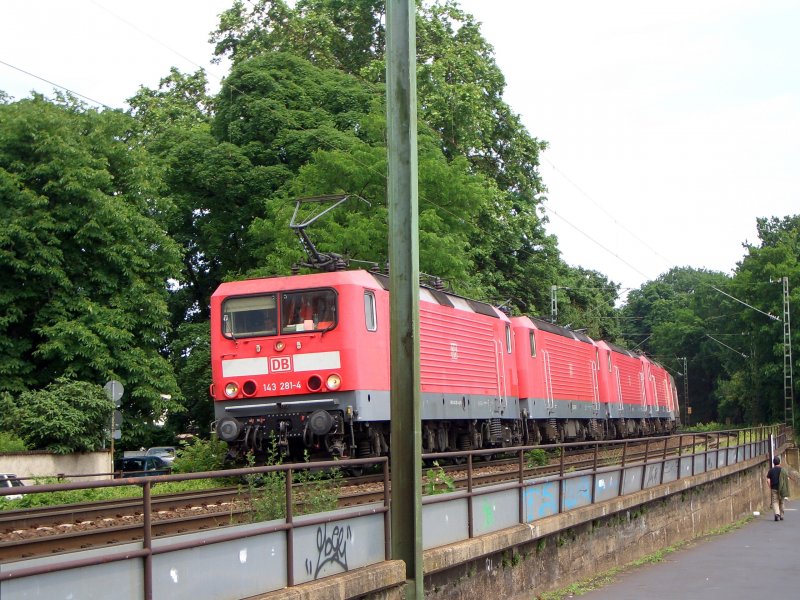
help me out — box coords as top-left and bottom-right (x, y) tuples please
(364, 290), (377, 331)
(505, 324), (512, 353)
(222, 295), (277, 338)
(529, 331), (537, 357)
(281, 289), (337, 334)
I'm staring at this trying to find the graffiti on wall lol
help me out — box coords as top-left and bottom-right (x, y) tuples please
(305, 523), (353, 580)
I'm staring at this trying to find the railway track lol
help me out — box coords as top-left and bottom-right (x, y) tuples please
(0, 434), (731, 562)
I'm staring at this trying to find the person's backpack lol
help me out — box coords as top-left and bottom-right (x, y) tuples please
(779, 467), (790, 498)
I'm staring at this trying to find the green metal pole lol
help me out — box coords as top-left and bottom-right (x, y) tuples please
(386, 1), (423, 598)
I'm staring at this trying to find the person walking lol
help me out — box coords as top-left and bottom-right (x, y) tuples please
(766, 456), (789, 521)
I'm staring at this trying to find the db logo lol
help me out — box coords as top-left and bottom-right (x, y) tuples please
(270, 356), (292, 373)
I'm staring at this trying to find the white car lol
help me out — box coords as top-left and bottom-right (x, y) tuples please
(0, 473), (25, 500)
(145, 446), (177, 464)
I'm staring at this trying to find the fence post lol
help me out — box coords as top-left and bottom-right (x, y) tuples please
(591, 443), (598, 504)
(518, 449), (525, 524)
(286, 468), (294, 587)
(559, 444), (566, 514)
(468, 453), (474, 538)
(142, 481), (153, 600)
(384, 459), (391, 559)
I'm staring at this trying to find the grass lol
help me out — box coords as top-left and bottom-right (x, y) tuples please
(0, 477), (227, 511)
(535, 516), (753, 599)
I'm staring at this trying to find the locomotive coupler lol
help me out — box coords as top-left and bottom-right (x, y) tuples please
(278, 421), (290, 455)
(346, 407), (357, 454)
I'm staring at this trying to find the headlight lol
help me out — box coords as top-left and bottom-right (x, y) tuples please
(274, 341), (285, 352)
(224, 382), (239, 398)
(326, 374), (342, 390)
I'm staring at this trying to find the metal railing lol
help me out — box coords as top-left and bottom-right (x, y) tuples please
(0, 424), (788, 598)
(0, 456), (389, 598)
(420, 424), (787, 541)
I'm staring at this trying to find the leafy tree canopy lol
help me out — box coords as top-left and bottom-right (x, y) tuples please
(1, 379), (113, 454)
(0, 95), (184, 446)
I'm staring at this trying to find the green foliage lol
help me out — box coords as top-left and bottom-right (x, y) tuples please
(242, 440), (342, 521)
(621, 267), (733, 424)
(167, 323), (213, 436)
(0, 476), (223, 511)
(208, 1), (560, 313)
(550, 268), (622, 341)
(0, 430), (27, 452)
(11, 379), (112, 453)
(170, 436), (228, 474)
(0, 95), (183, 448)
(681, 422), (729, 433)
(525, 448), (548, 468)
(424, 461), (456, 495)
(621, 215), (800, 428)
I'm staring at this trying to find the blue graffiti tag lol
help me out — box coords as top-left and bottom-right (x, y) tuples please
(563, 476), (591, 511)
(524, 481), (558, 522)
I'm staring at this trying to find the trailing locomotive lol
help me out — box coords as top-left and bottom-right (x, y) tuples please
(210, 269), (679, 461)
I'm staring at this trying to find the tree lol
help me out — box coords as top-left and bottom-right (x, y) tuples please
(621, 267), (733, 424)
(209, 1), (557, 305)
(725, 216), (800, 425)
(209, 54), (502, 295)
(551, 267), (621, 341)
(4, 379), (113, 454)
(0, 95), (183, 445)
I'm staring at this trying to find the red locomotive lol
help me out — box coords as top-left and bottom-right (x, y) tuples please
(210, 270), (678, 460)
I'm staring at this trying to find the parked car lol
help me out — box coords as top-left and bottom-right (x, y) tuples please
(114, 456), (171, 478)
(145, 446), (177, 464)
(0, 473), (25, 500)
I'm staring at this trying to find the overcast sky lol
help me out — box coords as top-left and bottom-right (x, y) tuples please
(2, 1), (798, 296)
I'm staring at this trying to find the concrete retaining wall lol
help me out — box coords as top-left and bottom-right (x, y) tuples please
(0, 451), (112, 481)
(424, 456), (767, 599)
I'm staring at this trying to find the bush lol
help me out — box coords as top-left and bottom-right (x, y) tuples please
(171, 436), (228, 474)
(525, 448), (548, 467)
(0, 476), (225, 511)
(14, 379), (112, 453)
(242, 439), (342, 521)
(0, 431), (27, 452)
(424, 461), (455, 495)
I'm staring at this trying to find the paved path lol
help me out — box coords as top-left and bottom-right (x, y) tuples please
(582, 503), (799, 599)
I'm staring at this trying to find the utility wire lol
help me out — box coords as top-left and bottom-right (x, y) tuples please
(710, 285), (780, 321)
(544, 157), (676, 268)
(705, 334), (748, 358)
(545, 206), (650, 278)
(0, 59), (114, 109)
(89, 0), (212, 75)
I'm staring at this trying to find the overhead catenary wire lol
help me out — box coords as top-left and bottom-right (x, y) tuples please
(0, 59), (115, 109)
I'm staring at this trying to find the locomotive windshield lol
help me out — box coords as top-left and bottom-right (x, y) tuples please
(222, 289), (338, 338)
(222, 295), (278, 338)
(281, 289), (337, 333)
